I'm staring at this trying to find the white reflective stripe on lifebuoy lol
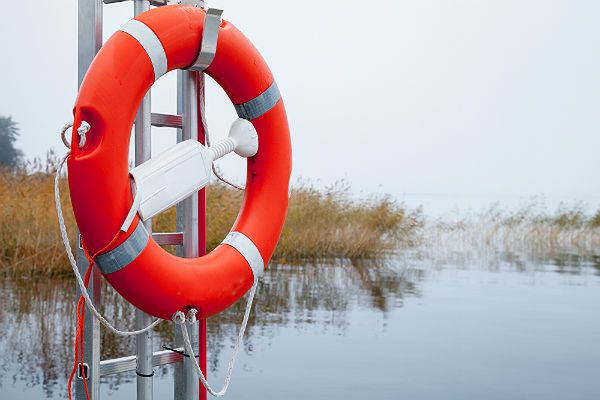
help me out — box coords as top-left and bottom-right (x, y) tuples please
(120, 19), (168, 81)
(222, 232), (264, 281)
(96, 222), (150, 274)
(234, 81), (281, 121)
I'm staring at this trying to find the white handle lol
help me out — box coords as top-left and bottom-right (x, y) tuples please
(123, 119), (259, 226)
(209, 118), (259, 161)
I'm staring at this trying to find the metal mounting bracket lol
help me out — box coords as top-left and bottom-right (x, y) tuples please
(178, 0), (205, 7)
(187, 8), (223, 71)
(104, 0), (169, 6)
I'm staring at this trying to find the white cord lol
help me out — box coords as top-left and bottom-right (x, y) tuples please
(173, 280), (258, 396)
(199, 83), (245, 191)
(60, 120), (90, 149)
(77, 121), (91, 147)
(60, 122), (73, 149)
(212, 164), (245, 191)
(55, 122), (162, 336)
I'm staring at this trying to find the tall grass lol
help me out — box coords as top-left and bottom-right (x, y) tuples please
(278, 183), (423, 260)
(0, 164), (422, 276)
(0, 161), (74, 276)
(425, 201), (600, 260)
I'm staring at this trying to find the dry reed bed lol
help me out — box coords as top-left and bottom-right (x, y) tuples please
(0, 169), (422, 276)
(424, 203), (600, 259)
(3, 164), (599, 277)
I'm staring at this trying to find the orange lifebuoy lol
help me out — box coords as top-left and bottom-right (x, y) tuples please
(68, 5), (291, 320)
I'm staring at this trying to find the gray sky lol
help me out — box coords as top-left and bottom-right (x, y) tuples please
(1, 1), (599, 214)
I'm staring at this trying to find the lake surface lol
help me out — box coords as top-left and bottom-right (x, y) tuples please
(1, 248), (599, 400)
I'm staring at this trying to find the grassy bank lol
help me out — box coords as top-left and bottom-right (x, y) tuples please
(0, 168), (422, 276)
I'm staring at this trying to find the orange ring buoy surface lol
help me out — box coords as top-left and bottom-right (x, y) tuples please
(68, 5), (291, 320)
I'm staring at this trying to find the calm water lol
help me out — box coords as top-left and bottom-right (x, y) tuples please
(1, 249), (599, 400)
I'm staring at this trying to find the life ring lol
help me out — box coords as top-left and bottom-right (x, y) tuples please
(68, 5), (291, 320)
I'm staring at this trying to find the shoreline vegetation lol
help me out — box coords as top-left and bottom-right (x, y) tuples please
(426, 201), (600, 258)
(0, 161), (423, 276)
(1, 157), (599, 277)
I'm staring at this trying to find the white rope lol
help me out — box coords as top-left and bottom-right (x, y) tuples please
(60, 122), (73, 149)
(55, 122), (162, 336)
(60, 120), (91, 149)
(173, 280), (258, 396)
(212, 164), (245, 191)
(77, 121), (90, 148)
(120, 178), (141, 232)
(199, 82), (245, 191)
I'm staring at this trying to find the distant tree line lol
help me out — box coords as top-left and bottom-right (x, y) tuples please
(0, 115), (23, 169)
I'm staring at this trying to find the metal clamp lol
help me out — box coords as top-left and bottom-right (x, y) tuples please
(187, 8), (223, 71)
(104, 0), (169, 6)
(178, 0), (205, 7)
(77, 363), (90, 380)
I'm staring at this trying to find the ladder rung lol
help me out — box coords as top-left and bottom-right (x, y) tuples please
(152, 232), (184, 246)
(151, 113), (183, 128)
(99, 348), (183, 377)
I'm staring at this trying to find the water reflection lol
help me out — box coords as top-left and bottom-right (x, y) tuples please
(0, 258), (418, 397)
(1, 245), (598, 398)
(0, 278), (75, 398)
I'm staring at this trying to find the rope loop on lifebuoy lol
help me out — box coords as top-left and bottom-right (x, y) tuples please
(60, 121), (91, 149)
(171, 280), (258, 397)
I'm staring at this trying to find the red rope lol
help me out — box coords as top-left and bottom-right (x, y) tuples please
(67, 229), (125, 400)
(63, 149), (132, 400)
(68, 263), (92, 400)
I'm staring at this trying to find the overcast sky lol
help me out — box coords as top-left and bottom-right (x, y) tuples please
(0, 1), (598, 214)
